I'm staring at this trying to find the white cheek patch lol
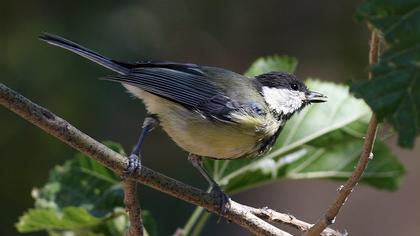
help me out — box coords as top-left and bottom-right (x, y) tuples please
(262, 87), (304, 115)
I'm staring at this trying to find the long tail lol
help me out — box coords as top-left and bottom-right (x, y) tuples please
(39, 33), (130, 75)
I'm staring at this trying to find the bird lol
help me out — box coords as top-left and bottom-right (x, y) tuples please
(39, 33), (327, 212)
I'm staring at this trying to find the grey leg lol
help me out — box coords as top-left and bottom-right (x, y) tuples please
(124, 115), (159, 177)
(188, 154), (231, 214)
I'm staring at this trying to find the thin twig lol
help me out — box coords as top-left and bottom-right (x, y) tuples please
(246, 206), (344, 236)
(123, 179), (143, 236)
(304, 31), (380, 236)
(0, 82), (297, 235)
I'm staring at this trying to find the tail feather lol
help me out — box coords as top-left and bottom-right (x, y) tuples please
(39, 33), (129, 75)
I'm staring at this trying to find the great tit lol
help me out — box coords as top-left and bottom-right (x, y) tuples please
(40, 33), (327, 211)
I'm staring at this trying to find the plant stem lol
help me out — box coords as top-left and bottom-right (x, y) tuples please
(181, 206), (205, 235)
(191, 212), (211, 236)
(304, 31), (381, 236)
(123, 179), (143, 236)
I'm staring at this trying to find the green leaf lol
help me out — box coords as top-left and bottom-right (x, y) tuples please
(33, 141), (124, 217)
(205, 79), (405, 193)
(352, 1), (420, 148)
(245, 55), (298, 76)
(16, 207), (102, 232)
(16, 141), (157, 235)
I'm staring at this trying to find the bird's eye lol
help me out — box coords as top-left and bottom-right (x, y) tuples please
(291, 83), (299, 91)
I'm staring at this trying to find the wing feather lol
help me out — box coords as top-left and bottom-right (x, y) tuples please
(104, 66), (240, 121)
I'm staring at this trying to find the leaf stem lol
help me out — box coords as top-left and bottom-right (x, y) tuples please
(180, 206), (205, 235)
(190, 212), (211, 236)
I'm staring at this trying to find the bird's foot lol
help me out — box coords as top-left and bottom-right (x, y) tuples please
(210, 185), (231, 215)
(123, 154), (141, 179)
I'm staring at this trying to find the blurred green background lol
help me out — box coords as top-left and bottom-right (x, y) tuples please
(1, 0), (419, 235)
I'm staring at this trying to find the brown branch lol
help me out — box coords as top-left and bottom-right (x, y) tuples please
(123, 179), (143, 236)
(0, 82), (298, 235)
(304, 31), (380, 236)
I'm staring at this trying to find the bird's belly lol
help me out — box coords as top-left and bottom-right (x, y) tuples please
(124, 85), (262, 159)
(164, 117), (260, 159)
(158, 103), (261, 159)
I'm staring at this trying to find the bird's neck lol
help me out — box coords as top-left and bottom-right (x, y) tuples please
(271, 109), (294, 122)
(257, 124), (285, 155)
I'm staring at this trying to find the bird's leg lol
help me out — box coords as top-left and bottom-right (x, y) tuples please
(124, 115), (159, 178)
(188, 154), (231, 214)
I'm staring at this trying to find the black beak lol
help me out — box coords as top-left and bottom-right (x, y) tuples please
(306, 91), (327, 103)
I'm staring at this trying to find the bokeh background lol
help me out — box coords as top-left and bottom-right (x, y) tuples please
(1, 0), (419, 235)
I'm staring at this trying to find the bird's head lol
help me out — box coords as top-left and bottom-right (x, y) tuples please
(256, 72), (327, 118)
